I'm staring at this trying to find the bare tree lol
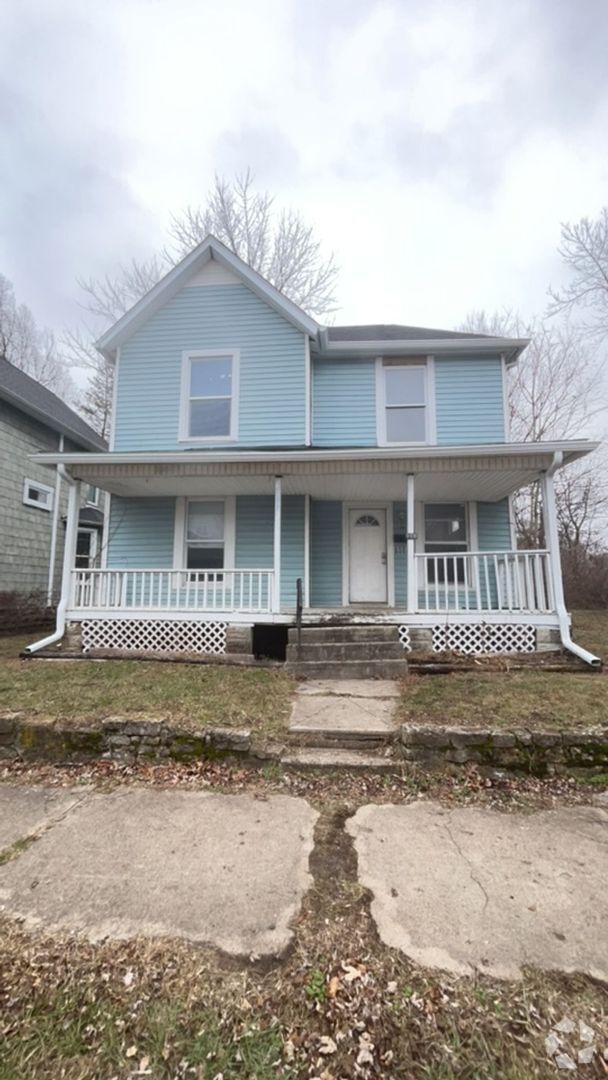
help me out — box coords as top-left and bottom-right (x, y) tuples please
(0, 274), (74, 399)
(549, 208), (608, 339)
(459, 309), (605, 547)
(167, 170), (339, 316)
(71, 170), (339, 434)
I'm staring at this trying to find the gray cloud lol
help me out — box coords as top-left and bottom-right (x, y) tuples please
(0, 2), (156, 329)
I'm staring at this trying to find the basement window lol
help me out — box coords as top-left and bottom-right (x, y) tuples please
(23, 478), (53, 511)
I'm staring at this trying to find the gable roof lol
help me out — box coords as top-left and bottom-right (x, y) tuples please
(0, 358), (106, 450)
(327, 324), (494, 342)
(96, 235), (320, 358)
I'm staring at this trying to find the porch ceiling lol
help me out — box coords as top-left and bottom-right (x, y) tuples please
(32, 441), (598, 503)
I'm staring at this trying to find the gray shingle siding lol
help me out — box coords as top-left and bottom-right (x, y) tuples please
(0, 400), (68, 598)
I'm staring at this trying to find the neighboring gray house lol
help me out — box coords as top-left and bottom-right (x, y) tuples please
(0, 358), (106, 603)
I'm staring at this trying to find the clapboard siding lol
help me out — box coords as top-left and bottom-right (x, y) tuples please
(235, 495), (304, 607)
(477, 499), (512, 550)
(310, 499), (342, 606)
(435, 357), (505, 444)
(312, 358), (376, 445)
(393, 501), (408, 606)
(107, 498), (176, 567)
(114, 284), (306, 451)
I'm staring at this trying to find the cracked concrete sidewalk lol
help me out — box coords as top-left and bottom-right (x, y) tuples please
(2, 784), (607, 982)
(348, 801), (608, 980)
(0, 784), (318, 957)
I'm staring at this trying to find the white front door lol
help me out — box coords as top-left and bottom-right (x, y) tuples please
(348, 509), (388, 603)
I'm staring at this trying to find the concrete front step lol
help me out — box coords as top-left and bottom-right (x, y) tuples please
(287, 625), (400, 644)
(285, 658), (408, 680)
(280, 747), (399, 772)
(286, 641), (405, 662)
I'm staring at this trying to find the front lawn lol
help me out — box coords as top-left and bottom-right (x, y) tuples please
(0, 637), (294, 735)
(400, 609), (608, 731)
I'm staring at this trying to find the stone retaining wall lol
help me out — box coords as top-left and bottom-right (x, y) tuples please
(401, 724), (608, 775)
(0, 714), (273, 765)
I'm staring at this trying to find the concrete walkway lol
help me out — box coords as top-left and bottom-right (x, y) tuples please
(0, 785), (318, 957)
(1, 784), (606, 982)
(348, 801), (608, 981)
(289, 679), (400, 739)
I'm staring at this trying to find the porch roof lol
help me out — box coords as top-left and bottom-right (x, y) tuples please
(33, 440), (597, 503)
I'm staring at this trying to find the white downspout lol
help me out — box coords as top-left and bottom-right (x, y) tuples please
(542, 451), (600, 668)
(46, 434), (64, 604)
(26, 466), (79, 654)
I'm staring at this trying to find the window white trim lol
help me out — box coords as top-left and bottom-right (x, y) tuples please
(419, 500), (473, 588)
(23, 477), (54, 511)
(341, 501), (395, 607)
(178, 349), (240, 444)
(501, 353), (510, 440)
(375, 358), (435, 447)
(76, 527), (99, 569)
(173, 496), (236, 569)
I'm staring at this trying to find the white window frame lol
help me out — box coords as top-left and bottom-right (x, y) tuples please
(23, 477), (54, 511)
(173, 496), (236, 570)
(75, 527), (99, 569)
(178, 349), (240, 443)
(375, 357), (436, 446)
(417, 500), (478, 588)
(85, 484), (100, 506)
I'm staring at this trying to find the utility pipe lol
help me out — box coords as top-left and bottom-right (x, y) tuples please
(543, 451), (600, 668)
(26, 466), (79, 654)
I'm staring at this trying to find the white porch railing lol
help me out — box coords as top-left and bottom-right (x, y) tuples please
(414, 550), (554, 614)
(71, 569), (275, 614)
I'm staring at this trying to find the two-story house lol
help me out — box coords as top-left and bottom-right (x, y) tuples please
(28, 236), (599, 668)
(0, 357), (106, 614)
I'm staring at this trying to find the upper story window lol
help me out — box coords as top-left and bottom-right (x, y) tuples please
(23, 478), (53, 511)
(377, 361), (430, 445)
(85, 485), (99, 506)
(179, 350), (239, 442)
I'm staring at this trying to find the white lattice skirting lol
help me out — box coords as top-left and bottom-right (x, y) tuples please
(81, 620), (227, 655)
(397, 626), (412, 651)
(432, 623), (536, 655)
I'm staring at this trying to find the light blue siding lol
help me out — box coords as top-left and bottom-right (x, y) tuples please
(477, 499), (512, 550)
(312, 358), (376, 446)
(235, 495), (304, 607)
(107, 497), (175, 568)
(311, 500), (342, 606)
(435, 357), (505, 444)
(114, 284), (306, 451)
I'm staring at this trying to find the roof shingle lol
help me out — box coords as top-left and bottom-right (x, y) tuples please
(0, 358), (106, 450)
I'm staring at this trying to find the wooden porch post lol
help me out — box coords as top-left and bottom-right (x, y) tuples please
(273, 475), (282, 612)
(406, 473), (417, 612)
(540, 467), (566, 610)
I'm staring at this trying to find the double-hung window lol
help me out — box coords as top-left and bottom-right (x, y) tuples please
(186, 501), (225, 571)
(180, 350), (238, 441)
(424, 503), (468, 585)
(379, 362), (428, 444)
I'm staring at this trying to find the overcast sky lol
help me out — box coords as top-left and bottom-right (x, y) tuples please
(1, 0), (608, 336)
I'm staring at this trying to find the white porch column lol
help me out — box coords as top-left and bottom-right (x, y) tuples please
(273, 475), (282, 612)
(540, 467), (565, 611)
(303, 493), (311, 607)
(61, 476), (80, 611)
(406, 473), (417, 611)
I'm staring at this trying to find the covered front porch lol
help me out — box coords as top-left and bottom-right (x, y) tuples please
(31, 443), (592, 654)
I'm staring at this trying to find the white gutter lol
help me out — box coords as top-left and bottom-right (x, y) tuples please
(30, 439), (599, 468)
(543, 452), (601, 668)
(26, 466), (78, 655)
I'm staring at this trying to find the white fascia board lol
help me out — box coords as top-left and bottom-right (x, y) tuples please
(95, 235), (319, 359)
(315, 337), (530, 363)
(31, 439), (599, 468)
